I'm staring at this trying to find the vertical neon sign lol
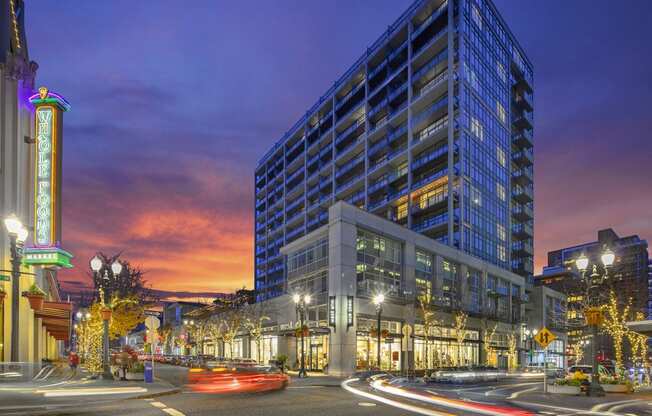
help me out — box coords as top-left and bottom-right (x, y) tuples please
(35, 106), (55, 246)
(24, 87), (73, 268)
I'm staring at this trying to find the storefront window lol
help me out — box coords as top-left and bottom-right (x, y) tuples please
(356, 334), (401, 371)
(297, 335), (329, 371)
(250, 335), (278, 364)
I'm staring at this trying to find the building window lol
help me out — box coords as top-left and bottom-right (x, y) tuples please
(497, 244), (506, 261)
(496, 147), (506, 167)
(496, 61), (507, 83)
(471, 4), (482, 29)
(471, 117), (484, 140)
(416, 249), (434, 301)
(287, 238), (328, 294)
(496, 183), (506, 201)
(496, 101), (506, 124)
(497, 224), (506, 241)
(356, 229), (403, 296)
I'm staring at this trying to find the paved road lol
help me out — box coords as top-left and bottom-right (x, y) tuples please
(7, 365), (652, 415)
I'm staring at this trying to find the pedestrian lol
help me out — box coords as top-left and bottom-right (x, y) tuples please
(69, 351), (79, 376)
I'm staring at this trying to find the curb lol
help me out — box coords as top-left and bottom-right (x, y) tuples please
(128, 387), (182, 399)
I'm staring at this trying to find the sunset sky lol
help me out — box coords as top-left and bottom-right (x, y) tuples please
(26, 0), (651, 294)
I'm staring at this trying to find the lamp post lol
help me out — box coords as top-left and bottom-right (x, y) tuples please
(293, 293), (311, 378)
(90, 255), (123, 380)
(574, 247), (615, 397)
(183, 319), (195, 356)
(523, 328), (538, 367)
(373, 294), (385, 371)
(4, 214), (28, 362)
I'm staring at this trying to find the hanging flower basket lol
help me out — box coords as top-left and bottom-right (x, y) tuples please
(294, 325), (309, 337)
(23, 283), (46, 311)
(101, 307), (113, 321)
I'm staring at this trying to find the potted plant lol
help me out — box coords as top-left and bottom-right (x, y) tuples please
(548, 378), (582, 395)
(600, 375), (632, 393)
(276, 354), (288, 373)
(126, 361), (145, 381)
(23, 283), (46, 311)
(101, 306), (112, 321)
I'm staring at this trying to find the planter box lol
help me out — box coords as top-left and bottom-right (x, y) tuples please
(548, 384), (581, 395)
(601, 384), (630, 393)
(126, 372), (144, 381)
(25, 294), (45, 311)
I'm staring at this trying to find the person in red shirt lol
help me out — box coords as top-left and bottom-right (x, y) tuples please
(69, 352), (80, 375)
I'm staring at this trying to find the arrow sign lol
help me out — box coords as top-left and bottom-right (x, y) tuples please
(534, 327), (556, 349)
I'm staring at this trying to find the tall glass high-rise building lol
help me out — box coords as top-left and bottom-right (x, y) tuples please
(254, 0), (533, 300)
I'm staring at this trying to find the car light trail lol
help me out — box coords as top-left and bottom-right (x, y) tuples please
(369, 380), (535, 416)
(341, 378), (455, 416)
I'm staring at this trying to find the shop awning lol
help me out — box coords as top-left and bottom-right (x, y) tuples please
(35, 301), (72, 341)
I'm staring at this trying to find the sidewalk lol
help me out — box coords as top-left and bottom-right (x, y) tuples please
(0, 368), (180, 413)
(286, 371), (344, 387)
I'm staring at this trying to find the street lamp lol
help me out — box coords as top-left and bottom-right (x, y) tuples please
(373, 294), (385, 371)
(523, 328), (538, 367)
(294, 293), (311, 378)
(574, 247), (615, 397)
(90, 255), (123, 380)
(4, 214), (28, 362)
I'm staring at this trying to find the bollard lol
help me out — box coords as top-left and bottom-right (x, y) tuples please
(144, 361), (153, 383)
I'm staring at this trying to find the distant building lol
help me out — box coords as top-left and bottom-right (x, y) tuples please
(162, 301), (206, 327)
(536, 228), (650, 364)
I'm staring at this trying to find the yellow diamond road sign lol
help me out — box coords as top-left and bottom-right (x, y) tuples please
(534, 327), (557, 349)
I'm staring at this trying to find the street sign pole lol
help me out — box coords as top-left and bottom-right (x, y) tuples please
(145, 316), (160, 383)
(533, 327), (557, 394)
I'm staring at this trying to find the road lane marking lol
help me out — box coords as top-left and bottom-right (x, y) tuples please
(161, 408), (186, 416)
(342, 378), (455, 416)
(510, 400), (617, 415)
(591, 399), (642, 412)
(150, 402), (167, 408)
(358, 402), (377, 407)
(37, 387), (148, 397)
(507, 387), (538, 399)
(607, 401), (645, 413)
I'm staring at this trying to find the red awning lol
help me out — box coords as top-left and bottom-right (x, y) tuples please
(35, 301), (72, 341)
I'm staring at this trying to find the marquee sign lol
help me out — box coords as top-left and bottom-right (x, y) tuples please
(23, 87), (73, 268)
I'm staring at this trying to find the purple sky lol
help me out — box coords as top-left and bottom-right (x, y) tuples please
(26, 0), (652, 292)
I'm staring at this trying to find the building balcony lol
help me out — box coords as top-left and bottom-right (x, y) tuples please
(512, 260), (534, 276)
(411, 0), (448, 41)
(513, 73), (533, 94)
(335, 153), (364, 179)
(411, 191), (448, 215)
(512, 130), (533, 148)
(512, 223), (533, 240)
(512, 204), (533, 221)
(368, 196), (389, 211)
(412, 96), (448, 132)
(511, 112), (533, 131)
(514, 92), (533, 112)
(412, 211), (449, 233)
(412, 144), (448, 171)
(512, 149), (533, 167)
(512, 241), (534, 257)
(512, 168), (533, 187)
(336, 172), (365, 194)
(512, 185), (533, 203)
(411, 166), (451, 191)
(412, 70), (447, 102)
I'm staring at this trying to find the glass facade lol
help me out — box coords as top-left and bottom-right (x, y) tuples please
(286, 238), (329, 294)
(250, 335), (278, 365)
(255, 0), (533, 300)
(356, 229), (403, 296)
